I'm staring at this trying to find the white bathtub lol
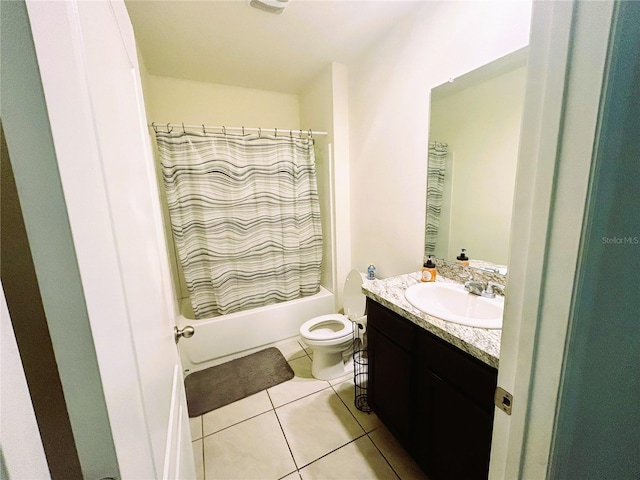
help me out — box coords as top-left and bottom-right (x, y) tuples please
(177, 287), (335, 373)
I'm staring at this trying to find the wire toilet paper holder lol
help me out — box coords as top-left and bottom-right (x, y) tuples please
(351, 315), (371, 413)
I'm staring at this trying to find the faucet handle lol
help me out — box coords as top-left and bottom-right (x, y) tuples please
(483, 281), (505, 298)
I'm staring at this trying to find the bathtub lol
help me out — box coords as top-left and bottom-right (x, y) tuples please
(177, 287), (335, 373)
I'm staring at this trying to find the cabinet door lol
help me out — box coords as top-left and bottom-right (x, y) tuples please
(368, 325), (413, 444)
(425, 375), (494, 480)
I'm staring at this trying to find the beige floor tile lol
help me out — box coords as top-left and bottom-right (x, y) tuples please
(299, 436), (398, 480)
(192, 439), (204, 480)
(203, 411), (296, 480)
(190, 415), (203, 441)
(203, 390), (272, 436)
(276, 340), (309, 362)
(333, 378), (382, 433)
(276, 388), (365, 468)
(268, 356), (330, 408)
(369, 424), (429, 480)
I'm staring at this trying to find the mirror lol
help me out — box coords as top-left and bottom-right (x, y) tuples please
(424, 47), (528, 273)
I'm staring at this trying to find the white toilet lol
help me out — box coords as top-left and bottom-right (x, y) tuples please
(299, 270), (366, 380)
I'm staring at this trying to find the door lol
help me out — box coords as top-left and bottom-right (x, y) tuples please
(25, 0), (195, 478)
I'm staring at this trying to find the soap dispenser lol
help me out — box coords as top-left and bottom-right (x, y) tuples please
(421, 255), (437, 282)
(456, 249), (470, 266)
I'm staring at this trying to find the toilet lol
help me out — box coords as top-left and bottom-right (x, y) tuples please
(299, 270), (366, 380)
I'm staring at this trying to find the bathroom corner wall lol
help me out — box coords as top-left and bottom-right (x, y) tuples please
(299, 63), (350, 311)
(348, 1), (532, 279)
(136, 48), (185, 313)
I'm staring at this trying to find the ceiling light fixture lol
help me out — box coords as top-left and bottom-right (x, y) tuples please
(249, 0), (289, 15)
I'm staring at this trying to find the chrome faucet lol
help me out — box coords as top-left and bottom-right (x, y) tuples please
(464, 279), (506, 298)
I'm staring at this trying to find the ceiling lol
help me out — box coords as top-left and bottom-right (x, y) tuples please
(125, 0), (424, 93)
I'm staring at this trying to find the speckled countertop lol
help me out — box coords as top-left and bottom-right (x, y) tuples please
(362, 272), (501, 369)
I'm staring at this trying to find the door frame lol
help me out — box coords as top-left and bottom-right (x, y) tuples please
(490, 1), (617, 478)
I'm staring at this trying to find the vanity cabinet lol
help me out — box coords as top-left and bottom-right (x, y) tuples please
(367, 299), (498, 479)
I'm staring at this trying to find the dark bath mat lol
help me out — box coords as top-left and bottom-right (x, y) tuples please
(184, 347), (294, 417)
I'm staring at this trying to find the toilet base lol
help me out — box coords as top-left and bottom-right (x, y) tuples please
(310, 350), (348, 380)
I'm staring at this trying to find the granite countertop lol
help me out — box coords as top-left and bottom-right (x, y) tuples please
(362, 272), (501, 369)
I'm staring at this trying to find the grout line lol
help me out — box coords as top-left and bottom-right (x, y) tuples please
(270, 382), (332, 410)
(296, 340), (313, 360)
(200, 408), (272, 440)
(329, 379), (370, 433)
(268, 388), (300, 472)
(329, 379), (403, 479)
(296, 432), (369, 471)
(278, 469), (302, 480)
(366, 431), (402, 480)
(199, 414), (205, 479)
(201, 436), (206, 480)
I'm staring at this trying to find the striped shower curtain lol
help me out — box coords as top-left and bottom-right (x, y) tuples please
(425, 142), (447, 254)
(156, 132), (322, 319)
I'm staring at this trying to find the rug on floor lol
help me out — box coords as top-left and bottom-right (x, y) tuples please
(184, 347), (294, 417)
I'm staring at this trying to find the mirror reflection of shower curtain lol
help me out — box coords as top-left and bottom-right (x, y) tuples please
(425, 142), (447, 255)
(156, 132), (322, 319)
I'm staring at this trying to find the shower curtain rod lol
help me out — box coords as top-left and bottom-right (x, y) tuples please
(150, 122), (328, 137)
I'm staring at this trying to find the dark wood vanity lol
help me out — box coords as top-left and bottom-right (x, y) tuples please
(367, 298), (498, 479)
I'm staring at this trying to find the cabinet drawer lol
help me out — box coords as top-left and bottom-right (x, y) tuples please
(367, 299), (414, 349)
(416, 329), (497, 409)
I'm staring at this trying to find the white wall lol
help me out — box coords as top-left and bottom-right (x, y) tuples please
(299, 66), (335, 296)
(146, 75), (300, 128)
(348, 1), (532, 278)
(299, 63), (350, 310)
(430, 66), (526, 264)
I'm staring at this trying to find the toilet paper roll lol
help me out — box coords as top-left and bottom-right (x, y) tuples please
(355, 315), (367, 337)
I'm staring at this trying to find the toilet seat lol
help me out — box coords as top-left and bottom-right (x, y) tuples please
(300, 314), (352, 342)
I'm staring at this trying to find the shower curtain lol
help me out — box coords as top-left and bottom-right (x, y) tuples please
(425, 142), (448, 254)
(156, 131), (322, 319)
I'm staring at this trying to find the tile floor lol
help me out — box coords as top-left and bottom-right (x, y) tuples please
(189, 340), (429, 480)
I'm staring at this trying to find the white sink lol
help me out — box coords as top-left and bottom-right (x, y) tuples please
(404, 282), (504, 329)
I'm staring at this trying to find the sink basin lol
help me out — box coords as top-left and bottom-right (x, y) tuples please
(404, 282), (504, 329)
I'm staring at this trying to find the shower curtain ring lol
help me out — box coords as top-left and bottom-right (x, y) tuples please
(182, 122), (186, 134)
(152, 122), (158, 134)
(167, 123), (173, 133)
(202, 124), (206, 134)
(308, 129), (312, 139)
(289, 129), (293, 138)
(222, 126), (226, 135)
(242, 126), (245, 135)
(275, 128), (277, 137)
(258, 128), (261, 137)
(299, 129), (303, 138)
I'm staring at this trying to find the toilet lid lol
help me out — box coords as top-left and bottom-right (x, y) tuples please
(343, 269), (365, 319)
